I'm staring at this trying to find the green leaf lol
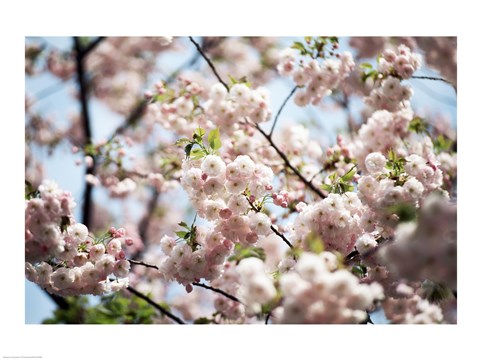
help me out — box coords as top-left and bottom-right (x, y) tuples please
(408, 117), (429, 134)
(388, 203), (416, 222)
(291, 41), (308, 55)
(178, 221), (188, 228)
(341, 166), (357, 182)
(175, 138), (191, 146)
(433, 134), (453, 153)
(194, 317), (215, 324)
(305, 233), (324, 254)
(175, 231), (188, 239)
(320, 184), (332, 192)
(208, 128), (222, 151)
(228, 244), (266, 264)
(194, 127), (206, 139)
(352, 264), (367, 278)
(359, 62), (373, 69)
(190, 148), (206, 160)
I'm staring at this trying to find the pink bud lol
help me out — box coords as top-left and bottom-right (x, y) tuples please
(336, 134), (344, 146)
(326, 148), (334, 157)
(219, 208), (233, 220)
(185, 284), (193, 293)
(249, 195), (256, 203)
(71, 146), (79, 153)
(116, 228), (126, 237)
(116, 250), (126, 260)
(144, 90), (153, 100)
(281, 201), (288, 208)
(265, 184), (273, 191)
(84, 155), (94, 168)
(246, 231), (259, 244)
(125, 237), (134, 246)
(201, 173), (208, 181)
(109, 227), (117, 235)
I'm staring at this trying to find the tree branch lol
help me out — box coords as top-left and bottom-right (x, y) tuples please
(192, 282), (242, 304)
(74, 37), (95, 229)
(128, 259), (160, 270)
(254, 123), (326, 199)
(265, 312), (271, 324)
(79, 37), (105, 59)
(410, 75), (456, 92)
(246, 194), (293, 248)
(127, 285), (185, 324)
(188, 36), (229, 91)
(269, 86), (298, 137)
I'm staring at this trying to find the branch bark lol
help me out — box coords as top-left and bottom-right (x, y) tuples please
(189, 36), (229, 91)
(192, 282), (242, 304)
(127, 285), (185, 324)
(74, 37), (95, 229)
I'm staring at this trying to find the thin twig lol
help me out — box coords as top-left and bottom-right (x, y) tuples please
(411, 75), (456, 91)
(128, 259), (160, 270)
(192, 282), (242, 304)
(255, 123), (326, 199)
(107, 99), (148, 143)
(269, 86), (298, 137)
(246, 195), (293, 248)
(189, 36), (229, 91)
(265, 312), (271, 324)
(127, 286), (185, 324)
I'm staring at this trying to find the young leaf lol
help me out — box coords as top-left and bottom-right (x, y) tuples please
(175, 231), (188, 239)
(342, 166), (357, 182)
(360, 62), (373, 69)
(190, 148), (206, 160)
(208, 128), (222, 151)
(175, 138), (191, 146)
(178, 221), (189, 228)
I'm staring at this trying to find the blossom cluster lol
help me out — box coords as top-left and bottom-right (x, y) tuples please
(25, 180), (132, 296)
(156, 153), (281, 286)
(273, 252), (383, 323)
(204, 82), (271, 133)
(277, 48), (355, 106)
(292, 192), (364, 255)
(379, 194), (457, 289)
(364, 44), (421, 112)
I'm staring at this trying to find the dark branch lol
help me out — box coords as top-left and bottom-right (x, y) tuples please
(80, 37), (106, 59)
(410, 75), (456, 90)
(265, 312), (271, 324)
(189, 36), (229, 91)
(254, 123), (326, 199)
(107, 99), (148, 143)
(246, 195), (293, 248)
(74, 37), (95, 229)
(192, 282), (242, 304)
(127, 285), (185, 324)
(46, 291), (70, 310)
(269, 86), (298, 137)
(137, 188), (160, 248)
(128, 259), (160, 270)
